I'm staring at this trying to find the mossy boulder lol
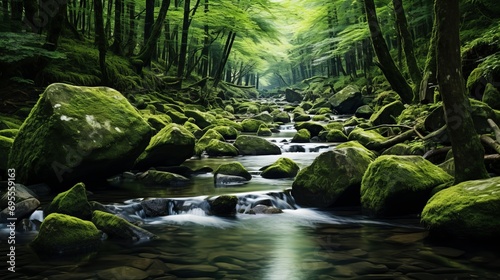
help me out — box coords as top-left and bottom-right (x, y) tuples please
(328, 85), (363, 114)
(0, 135), (13, 171)
(481, 83), (500, 110)
(273, 111), (291, 123)
(294, 122), (325, 137)
(285, 88), (303, 103)
(312, 115), (329, 122)
(214, 162), (252, 181)
(31, 213), (102, 255)
(361, 155), (453, 217)
(293, 113), (311, 122)
(205, 139), (239, 157)
(260, 158), (300, 179)
(212, 119), (243, 131)
(300, 101), (314, 111)
(44, 182), (92, 220)
(381, 142), (426, 156)
(252, 112), (274, 123)
(184, 121), (202, 136)
(185, 109), (216, 129)
(241, 119), (266, 133)
(325, 129), (348, 142)
(145, 114), (172, 134)
(194, 128), (225, 156)
(163, 105), (188, 124)
(257, 124), (273, 136)
(292, 141), (377, 207)
(422, 177), (500, 240)
(209, 195), (238, 216)
(291, 129), (311, 143)
(8, 83), (152, 187)
(210, 125), (239, 140)
(355, 105), (374, 119)
(135, 123), (195, 169)
(234, 135), (281, 155)
(348, 127), (386, 148)
(370, 100), (405, 125)
(137, 170), (190, 186)
(92, 210), (156, 240)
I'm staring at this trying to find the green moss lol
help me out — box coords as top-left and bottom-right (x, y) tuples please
(210, 195), (238, 216)
(0, 136), (14, 170)
(241, 119), (266, 133)
(205, 139), (239, 157)
(251, 112), (274, 123)
(92, 210), (156, 240)
(184, 121), (202, 136)
(325, 122), (344, 131)
(139, 170), (189, 186)
(0, 115), (23, 130)
(272, 111), (291, 123)
(370, 100), (405, 125)
(292, 128), (311, 143)
(211, 119), (243, 131)
(144, 114), (172, 134)
(294, 113), (311, 122)
(294, 122), (325, 137)
(210, 125), (239, 140)
(482, 83), (500, 110)
(257, 124), (273, 136)
(184, 109), (217, 129)
(234, 135), (281, 155)
(31, 213), (101, 255)
(325, 129), (348, 142)
(261, 158), (300, 179)
(421, 177), (500, 240)
(195, 128), (225, 156)
(224, 105), (235, 114)
(348, 127), (387, 148)
(292, 141), (376, 207)
(312, 114), (329, 122)
(300, 101), (314, 111)
(44, 182), (92, 220)
(163, 105), (188, 124)
(214, 162), (252, 181)
(316, 107), (332, 115)
(361, 155), (453, 217)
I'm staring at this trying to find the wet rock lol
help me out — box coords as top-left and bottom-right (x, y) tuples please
(9, 83), (152, 188)
(214, 174), (249, 186)
(294, 113), (311, 122)
(141, 198), (169, 217)
(209, 195), (238, 216)
(0, 197), (40, 222)
(273, 111), (291, 123)
(361, 155), (453, 217)
(137, 170), (190, 186)
(385, 232), (429, 244)
(92, 210), (157, 240)
(205, 139), (239, 157)
(241, 119), (266, 133)
(97, 266), (149, 280)
(324, 129), (348, 142)
(248, 204), (283, 214)
(285, 88), (303, 103)
(234, 135), (281, 155)
(292, 128), (311, 143)
(44, 182), (92, 220)
(210, 125), (239, 140)
(256, 124), (273, 136)
(482, 83), (500, 110)
(329, 85), (364, 114)
(134, 123), (195, 169)
(370, 100), (405, 125)
(214, 162), (252, 181)
(184, 109), (216, 129)
(251, 112), (274, 123)
(292, 141), (376, 208)
(31, 213), (102, 255)
(348, 261), (389, 275)
(153, 166), (194, 177)
(0, 183), (38, 209)
(294, 122), (326, 137)
(347, 127), (387, 149)
(421, 176), (500, 240)
(260, 157), (300, 179)
(194, 128), (225, 156)
(0, 135), (13, 171)
(355, 104), (374, 118)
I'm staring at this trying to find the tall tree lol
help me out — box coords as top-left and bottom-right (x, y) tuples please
(110, 0), (123, 55)
(94, 0), (108, 84)
(435, 0), (489, 183)
(364, 0), (414, 104)
(44, 0), (67, 50)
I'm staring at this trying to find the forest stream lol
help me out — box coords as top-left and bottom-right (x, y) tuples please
(1, 123), (500, 280)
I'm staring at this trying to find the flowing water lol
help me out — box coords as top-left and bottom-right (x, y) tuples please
(1, 126), (500, 279)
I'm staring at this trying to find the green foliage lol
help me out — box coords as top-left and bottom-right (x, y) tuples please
(0, 32), (66, 65)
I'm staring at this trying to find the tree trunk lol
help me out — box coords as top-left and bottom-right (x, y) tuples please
(2, 0), (8, 23)
(364, 0), (414, 104)
(419, 15), (437, 103)
(10, 0), (22, 31)
(94, 0), (107, 84)
(22, 0), (37, 32)
(125, 0), (136, 56)
(144, 0), (154, 44)
(213, 31), (236, 88)
(393, 0), (422, 94)
(110, 0), (123, 55)
(44, 0), (67, 50)
(136, 0), (171, 70)
(176, 0), (191, 88)
(105, 0), (112, 37)
(200, 0), (209, 78)
(435, 0), (489, 184)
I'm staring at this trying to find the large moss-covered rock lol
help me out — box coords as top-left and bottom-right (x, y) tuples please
(328, 85), (363, 114)
(273, 111), (291, 123)
(361, 155), (453, 217)
(210, 125), (239, 140)
(285, 88), (303, 103)
(163, 105), (188, 124)
(92, 210), (156, 240)
(45, 182), (92, 220)
(241, 119), (266, 133)
(251, 112), (273, 123)
(292, 141), (377, 207)
(8, 83), (152, 187)
(205, 139), (239, 157)
(482, 83), (500, 110)
(234, 135), (281, 155)
(209, 195), (238, 216)
(257, 124), (272, 136)
(214, 162), (252, 181)
(325, 129), (348, 142)
(421, 177), (500, 240)
(135, 123), (195, 169)
(348, 127), (386, 148)
(293, 113), (311, 122)
(194, 128), (225, 156)
(355, 105), (374, 118)
(294, 122), (325, 137)
(370, 100), (405, 125)
(185, 109), (216, 129)
(260, 158), (300, 179)
(291, 129), (311, 143)
(31, 213), (102, 255)
(0, 135), (13, 171)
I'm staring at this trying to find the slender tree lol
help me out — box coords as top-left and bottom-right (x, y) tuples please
(94, 0), (108, 84)
(110, 0), (123, 54)
(364, 0), (414, 104)
(435, 0), (489, 183)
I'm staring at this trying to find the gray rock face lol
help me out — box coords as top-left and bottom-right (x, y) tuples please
(285, 88), (303, 103)
(8, 83), (152, 187)
(329, 85), (364, 114)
